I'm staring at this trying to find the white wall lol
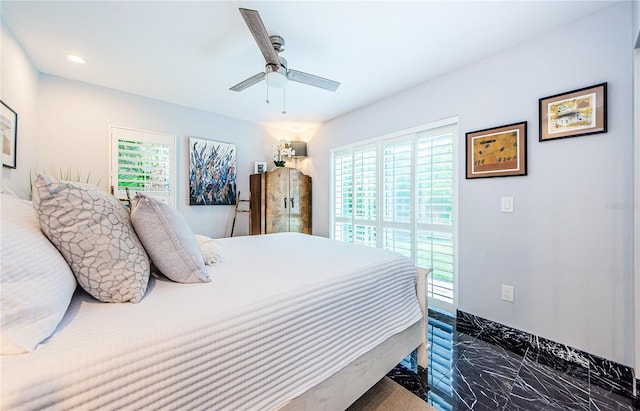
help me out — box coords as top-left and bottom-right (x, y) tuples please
(0, 19), (40, 196)
(310, 3), (635, 367)
(36, 75), (293, 238)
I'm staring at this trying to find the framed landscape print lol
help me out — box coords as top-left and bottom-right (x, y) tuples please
(189, 137), (237, 205)
(539, 82), (607, 141)
(466, 121), (527, 179)
(1, 100), (17, 168)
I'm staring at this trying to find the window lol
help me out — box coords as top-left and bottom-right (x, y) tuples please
(330, 119), (457, 310)
(110, 126), (177, 207)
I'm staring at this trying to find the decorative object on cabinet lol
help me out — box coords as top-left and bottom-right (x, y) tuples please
(272, 139), (295, 168)
(466, 121), (527, 179)
(1, 100), (17, 169)
(189, 137), (237, 205)
(539, 82), (607, 141)
(249, 168), (311, 234)
(254, 161), (267, 173)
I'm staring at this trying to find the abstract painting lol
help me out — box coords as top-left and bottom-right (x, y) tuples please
(539, 83), (607, 141)
(189, 138), (237, 205)
(466, 121), (527, 179)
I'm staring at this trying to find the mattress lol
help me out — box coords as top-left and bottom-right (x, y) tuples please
(0, 233), (422, 410)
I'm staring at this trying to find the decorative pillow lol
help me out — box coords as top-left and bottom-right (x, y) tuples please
(130, 193), (209, 283)
(194, 234), (224, 265)
(0, 191), (77, 354)
(31, 175), (150, 303)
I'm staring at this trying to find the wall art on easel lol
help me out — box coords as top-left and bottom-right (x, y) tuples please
(1, 100), (17, 169)
(189, 137), (237, 205)
(466, 121), (527, 179)
(539, 82), (607, 141)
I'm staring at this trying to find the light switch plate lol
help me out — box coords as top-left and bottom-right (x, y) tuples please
(501, 197), (514, 213)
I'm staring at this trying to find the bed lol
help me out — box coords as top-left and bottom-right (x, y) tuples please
(0, 180), (428, 410)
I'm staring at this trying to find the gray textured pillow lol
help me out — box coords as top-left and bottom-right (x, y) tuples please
(32, 175), (150, 303)
(130, 193), (210, 283)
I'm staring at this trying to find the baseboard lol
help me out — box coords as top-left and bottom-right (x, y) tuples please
(456, 310), (636, 400)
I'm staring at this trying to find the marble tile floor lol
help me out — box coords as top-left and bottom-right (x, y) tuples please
(387, 310), (639, 411)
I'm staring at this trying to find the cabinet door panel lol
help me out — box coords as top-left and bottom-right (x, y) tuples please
(265, 168), (290, 233)
(289, 170), (312, 234)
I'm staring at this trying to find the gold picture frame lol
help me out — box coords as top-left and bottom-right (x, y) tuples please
(466, 121), (527, 179)
(539, 82), (607, 141)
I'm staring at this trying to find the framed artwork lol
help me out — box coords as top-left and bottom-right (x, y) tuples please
(254, 161), (267, 174)
(539, 82), (607, 141)
(466, 121), (527, 179)
(1, 100), (17, 168)
(189, 137), (237, 205)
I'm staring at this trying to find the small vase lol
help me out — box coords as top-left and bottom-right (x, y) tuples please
(274, 161), (286, 167)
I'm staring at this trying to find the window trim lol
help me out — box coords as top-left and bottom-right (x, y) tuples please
(109, 125), (177, 208)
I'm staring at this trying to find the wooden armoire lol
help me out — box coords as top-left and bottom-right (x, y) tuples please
(249, 168), (312, 234)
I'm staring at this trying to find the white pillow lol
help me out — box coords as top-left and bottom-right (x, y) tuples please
(130, 193), (209, 283)
(0, 191), (77, 354)
(32, 175), (150, 303)
(194, 234), (224, 265)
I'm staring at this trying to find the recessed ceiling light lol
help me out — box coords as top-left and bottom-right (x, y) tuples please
(67, 55), (85, 64)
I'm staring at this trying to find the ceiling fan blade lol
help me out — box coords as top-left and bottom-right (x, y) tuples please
(239, 8), (280, 67)
(288, 69), (340, 92)
(229, 72), (266, 92)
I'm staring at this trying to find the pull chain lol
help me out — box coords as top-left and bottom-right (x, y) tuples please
(282, 88), (287, 115)
(265, 76), (270, 104)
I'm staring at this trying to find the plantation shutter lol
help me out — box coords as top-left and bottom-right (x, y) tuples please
(353, 146), (377, 247)
(330, 120), (457, 310)
(110, 126), (176, 207)
(382, 139), (413, 258)
(333, 149), (354, 242)
(416, 125), (455, 305)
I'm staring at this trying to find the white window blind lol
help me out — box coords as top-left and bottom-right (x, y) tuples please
(416, 127), (455, 305)
(353, 146), (377, 246)
(330, 120), (457, 309)
(333, 150), (354, 242)
(110, 126), (176, 207)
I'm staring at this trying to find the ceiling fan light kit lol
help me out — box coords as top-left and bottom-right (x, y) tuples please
(265, 64), (288, 89)
(230, 7), (340, 102)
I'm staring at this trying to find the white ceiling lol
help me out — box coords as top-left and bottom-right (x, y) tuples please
(1, 1), (617, 132)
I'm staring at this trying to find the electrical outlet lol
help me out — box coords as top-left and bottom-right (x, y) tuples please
(501, 285), (515, 303)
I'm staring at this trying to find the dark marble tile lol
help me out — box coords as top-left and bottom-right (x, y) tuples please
(445, 337), (522, 410)
(428, 307), (456, 328)
(588, 383), (638, 411)
(456, 310), (530, 357)
(456, 310), (637, 403)
(397, 309), (640, 411)
(507, 357), (590, 411)
(588, 354), (636, 399)
(387, 364), (428, 400)
(454, 310), (484, 338)
(524, 345), (589, 384)
(529, 335), (589, 368)
(429, 329), (477, 392)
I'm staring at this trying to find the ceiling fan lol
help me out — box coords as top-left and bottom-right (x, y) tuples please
(229, 8), (340, 93)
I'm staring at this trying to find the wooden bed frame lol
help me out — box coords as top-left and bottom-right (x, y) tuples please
(281, 267), (430, 410)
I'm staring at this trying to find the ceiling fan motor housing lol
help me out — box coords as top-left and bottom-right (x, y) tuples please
(270, 35), (285, 53)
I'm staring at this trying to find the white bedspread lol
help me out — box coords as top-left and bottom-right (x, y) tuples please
(0, 233), (422, 410)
